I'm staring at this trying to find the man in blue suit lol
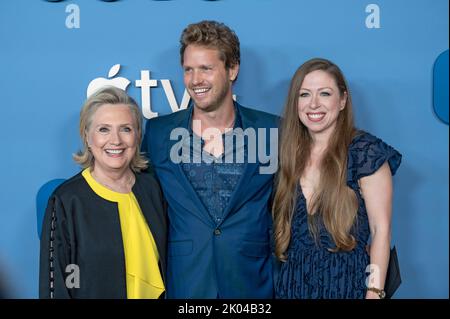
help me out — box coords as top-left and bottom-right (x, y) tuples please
(142, 20), (279, 298)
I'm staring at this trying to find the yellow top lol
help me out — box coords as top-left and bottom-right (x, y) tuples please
(82, 168), (165, 299)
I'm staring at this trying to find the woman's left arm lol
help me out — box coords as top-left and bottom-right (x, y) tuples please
(359, 162), (393, 299)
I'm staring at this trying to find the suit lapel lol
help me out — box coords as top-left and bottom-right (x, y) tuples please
(221, 162), (258, 222)
(165, 110), (214, 227)
(220, 104), (259, 222)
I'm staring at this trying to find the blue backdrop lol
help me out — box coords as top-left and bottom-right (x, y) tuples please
(0, 0), (448, 298)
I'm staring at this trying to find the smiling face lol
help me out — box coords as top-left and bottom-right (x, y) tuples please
(183, 45), (238, 113)
(297, 70), (347, 140)
(87, 104), (138, 175)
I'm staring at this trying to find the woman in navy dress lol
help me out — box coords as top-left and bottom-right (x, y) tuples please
(273, 58), (401, 299)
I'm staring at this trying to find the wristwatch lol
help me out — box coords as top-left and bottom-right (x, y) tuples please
(367, 287), (386, 299)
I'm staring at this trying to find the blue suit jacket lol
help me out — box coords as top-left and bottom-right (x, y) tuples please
(142, 102), (279, 298)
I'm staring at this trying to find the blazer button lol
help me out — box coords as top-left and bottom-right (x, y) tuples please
(214, 228), (221, 236)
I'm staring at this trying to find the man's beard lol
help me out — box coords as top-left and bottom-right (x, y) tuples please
(191, 82), (230, 113)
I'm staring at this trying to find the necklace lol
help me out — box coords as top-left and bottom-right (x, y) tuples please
(222, 116), (236, 130)
(91, 171), (135, 193)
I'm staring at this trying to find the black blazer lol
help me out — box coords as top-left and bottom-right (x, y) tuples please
(39, 171), (167, 299)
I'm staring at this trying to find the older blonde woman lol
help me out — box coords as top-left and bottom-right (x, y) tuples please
(39, 87), (166, 299)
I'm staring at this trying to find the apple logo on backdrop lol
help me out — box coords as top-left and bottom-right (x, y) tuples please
(87, 64), (131, 97)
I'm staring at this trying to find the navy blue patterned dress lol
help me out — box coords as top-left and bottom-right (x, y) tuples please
(275, 132), (402, 299)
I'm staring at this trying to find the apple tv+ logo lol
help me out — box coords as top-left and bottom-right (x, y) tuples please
(87, 64), (191, 119)
(87, 64), (130, 97)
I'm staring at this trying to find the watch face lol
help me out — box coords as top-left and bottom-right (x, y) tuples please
(380, 291), (386, 299)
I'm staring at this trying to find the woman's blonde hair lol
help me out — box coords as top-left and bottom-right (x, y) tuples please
(73, 86), (148, 172)
(272, 58), (359, 261)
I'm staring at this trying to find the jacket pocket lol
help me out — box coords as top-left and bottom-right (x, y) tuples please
(168, 240), (193, 257)
(240, 240), (270, 258)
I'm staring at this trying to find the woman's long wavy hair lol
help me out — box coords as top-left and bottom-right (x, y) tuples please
(273, 58), (359, 261)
